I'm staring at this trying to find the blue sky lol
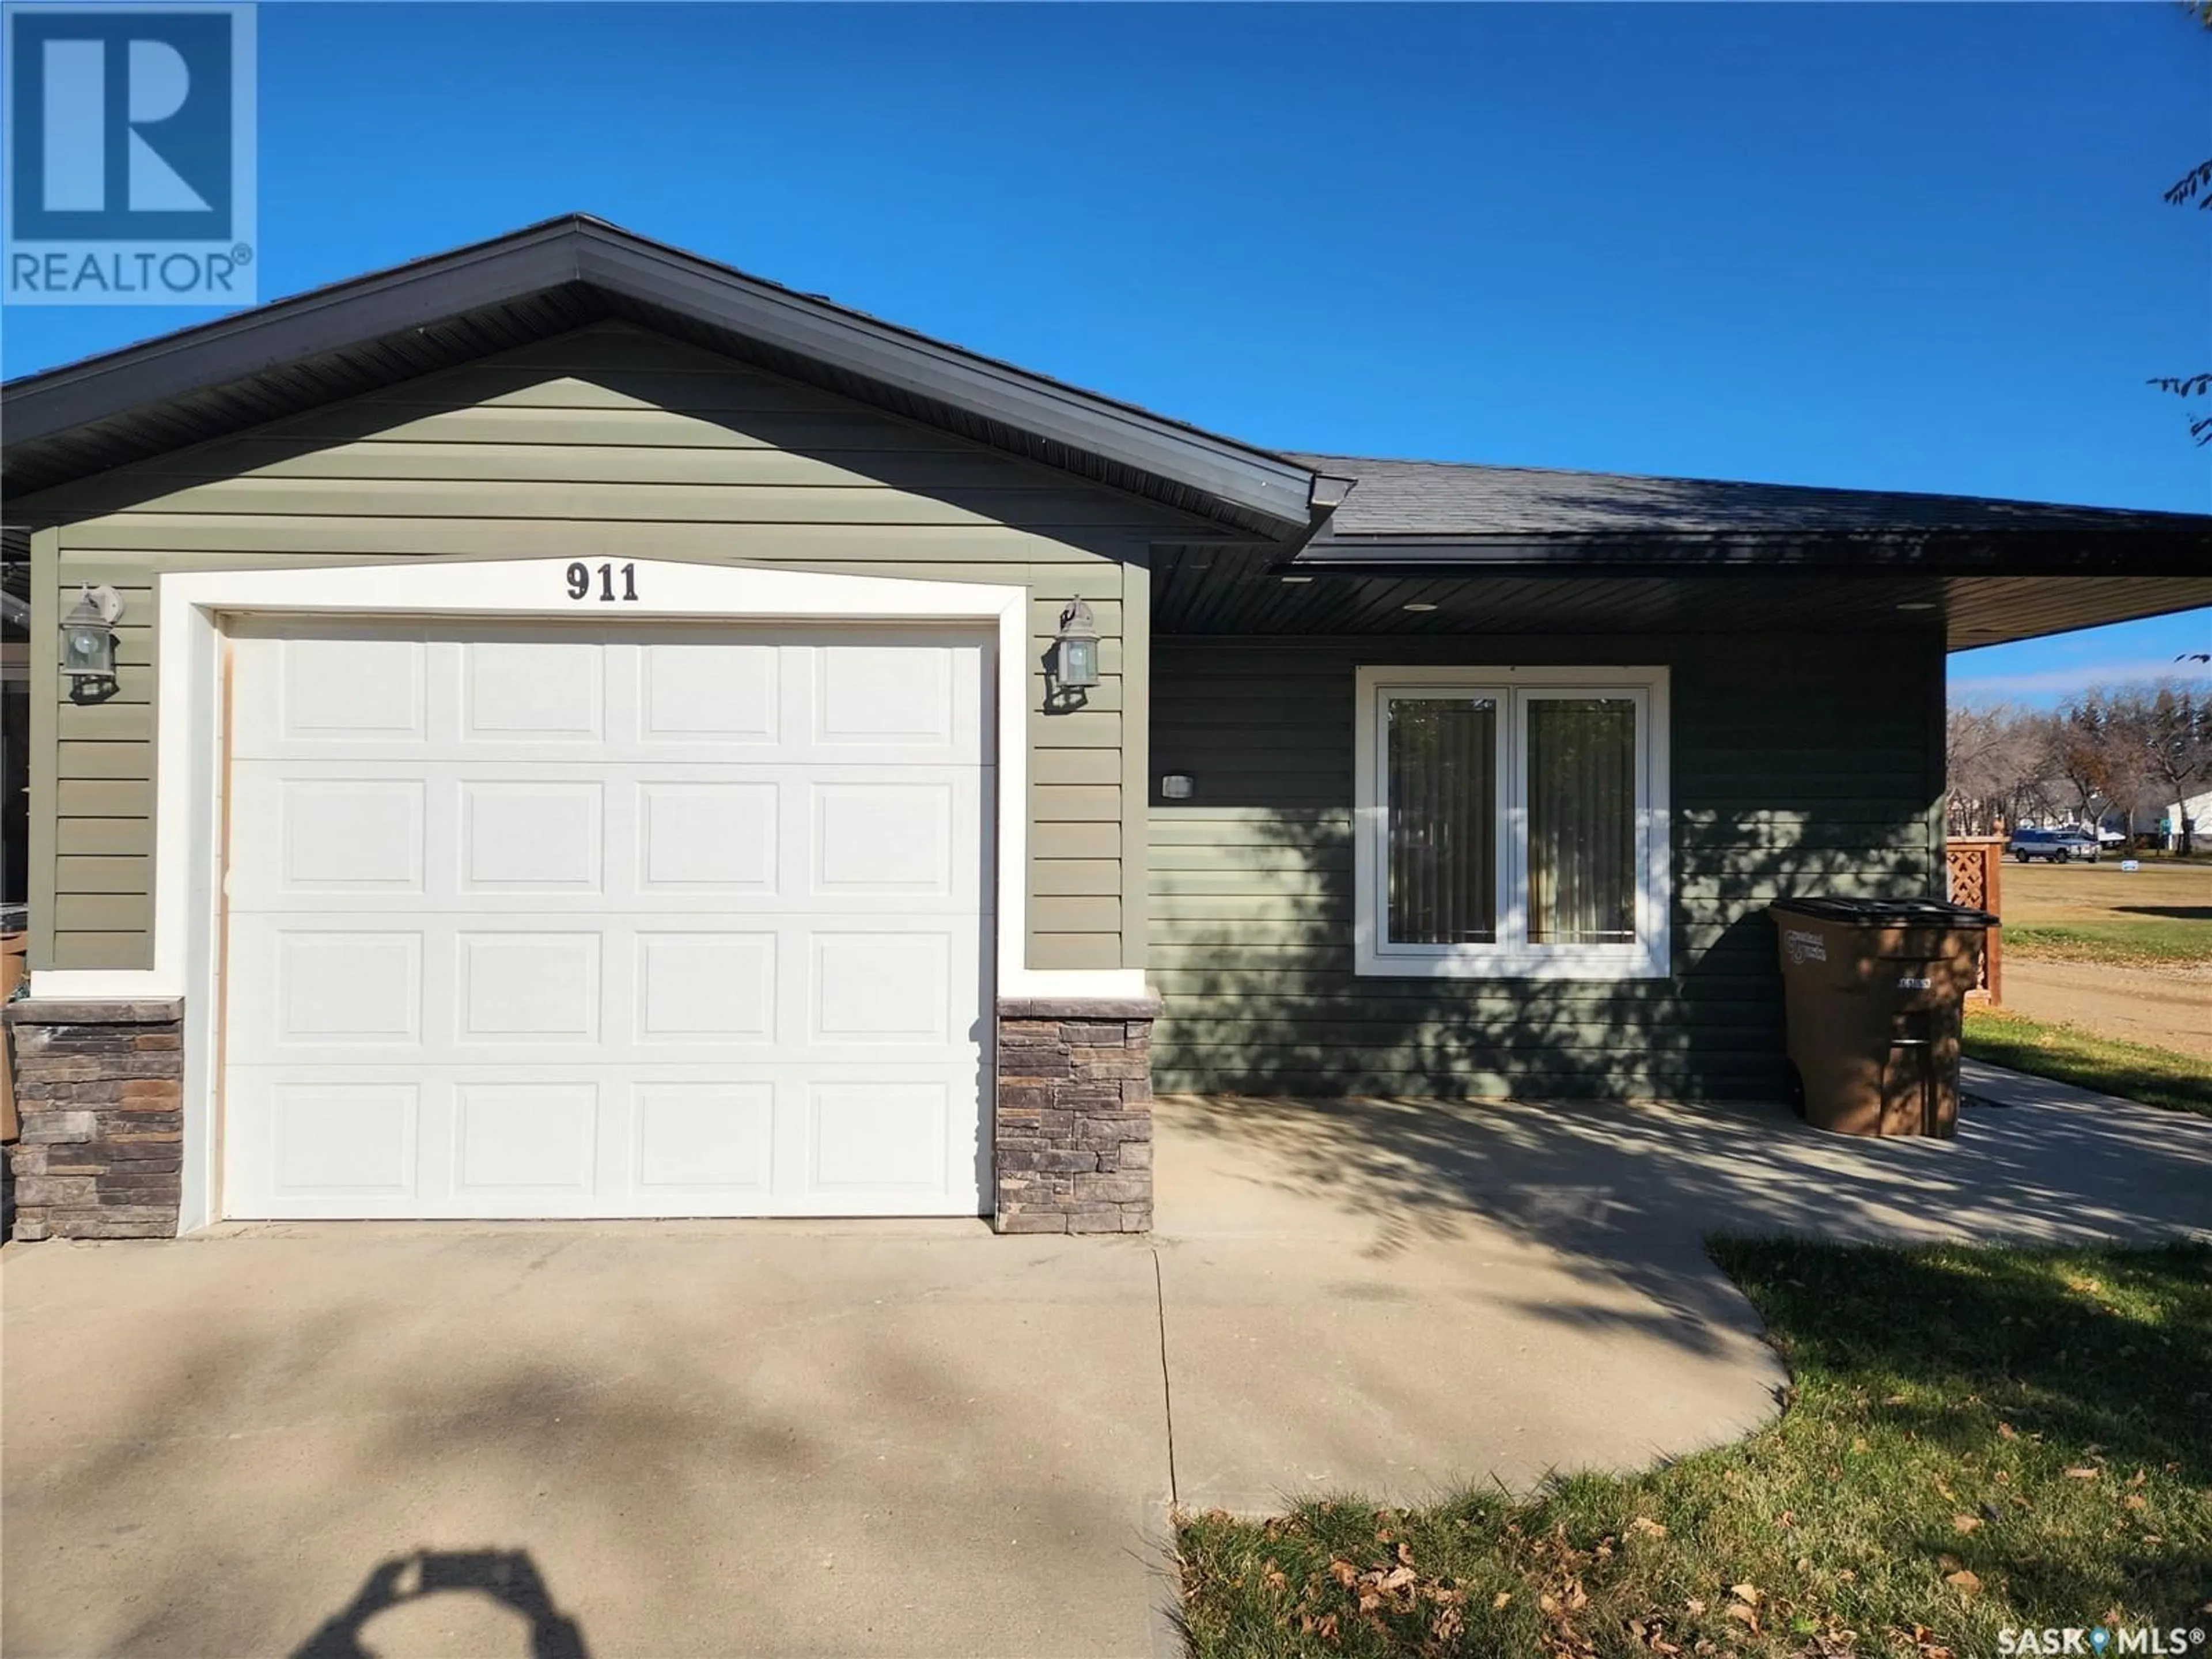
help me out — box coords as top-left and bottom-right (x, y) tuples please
(5, 2), (2206, 698)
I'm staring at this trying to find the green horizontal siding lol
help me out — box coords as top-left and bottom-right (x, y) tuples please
(26, 320), (1184, 975)
(1147, 634), (1944, 1101)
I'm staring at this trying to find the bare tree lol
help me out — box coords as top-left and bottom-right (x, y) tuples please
(1946, 701), (2057, 835)
(2109, 678), (2212, 853)
(2040, 702), (2112, 825)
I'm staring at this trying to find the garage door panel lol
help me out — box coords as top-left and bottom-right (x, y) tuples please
(641, 640), (779, 745)
(224, 1066), (984, 1219)
(807, 1080), (951, 1197)
(461, 639), (605, 743)
(277, 777), (427, 893)
(278, 632), (429, 747)
(634, 932), (777, 1044)
(634, 1081), (774, 1199)
(460, 781), (605, 892)
(456, 931), (604, 1045)
(232, 913), (985, 1066)
(637, 781), (778, 892)
(234, 626), (994, 766)
(223, 623), (992, 1220)
(232, 761), (988, 914)
(454, 1081), (600, 1193)
(276, 931), (423, 1046)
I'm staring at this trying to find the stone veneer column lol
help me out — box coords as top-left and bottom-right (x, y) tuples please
(5, 1000), (185, 1240)
(993, 995), (1159, 1234)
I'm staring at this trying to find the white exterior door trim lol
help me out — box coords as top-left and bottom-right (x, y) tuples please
(28, 557), (1143, 1233)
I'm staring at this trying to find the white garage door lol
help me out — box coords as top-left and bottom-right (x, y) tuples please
(220, 620), (993, 1219)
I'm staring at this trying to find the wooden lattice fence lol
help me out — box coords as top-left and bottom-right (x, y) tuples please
(1945, 837), (2003, 1007)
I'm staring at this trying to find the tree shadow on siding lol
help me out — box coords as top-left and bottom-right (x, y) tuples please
(1148, 803), (1936, 1104)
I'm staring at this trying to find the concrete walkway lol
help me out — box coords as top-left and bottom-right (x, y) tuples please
(5, 1079), (2205, 1659)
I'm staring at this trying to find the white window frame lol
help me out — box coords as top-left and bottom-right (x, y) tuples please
(1353, 664), (1671, 980)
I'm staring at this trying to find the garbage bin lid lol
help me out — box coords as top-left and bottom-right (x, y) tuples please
(1769, 896), (1998, 927)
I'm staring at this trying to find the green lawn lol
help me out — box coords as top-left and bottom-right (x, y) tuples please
(2003, 922), (2212, 970)
(1963, 1009), (2212, 1119)
(1177, 1240), (2212, 1659)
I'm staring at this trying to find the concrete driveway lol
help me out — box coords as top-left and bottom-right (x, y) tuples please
(6, 1074), (2206, 1659)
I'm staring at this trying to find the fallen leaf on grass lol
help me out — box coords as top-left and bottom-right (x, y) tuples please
(1725, 1602), (1760, 1633)
(2124, 1494), (2147, 1512)
(1997, 1423), (2018, 1440)
(1630, 1516), (1668, 1539)
(1945, 1569), (1983, 1597)
(1494, 1590), (1513, 1609)
(2064, 1467), (2101, 1479)
(1953, 1514), (1982, 1533)
(1730, 1583), (1762, 1606)
(1328, 1559), (1359, 1589)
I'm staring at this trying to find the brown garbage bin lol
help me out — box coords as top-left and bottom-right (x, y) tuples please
(1768, 897), (1998, 1139)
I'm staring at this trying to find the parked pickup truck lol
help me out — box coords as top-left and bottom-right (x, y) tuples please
(2008, 827), (2102, 863)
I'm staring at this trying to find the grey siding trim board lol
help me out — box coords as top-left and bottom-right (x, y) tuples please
(1147, 632), (1945, 1101)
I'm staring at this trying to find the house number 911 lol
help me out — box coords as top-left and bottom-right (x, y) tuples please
(566, 561), (639, 602)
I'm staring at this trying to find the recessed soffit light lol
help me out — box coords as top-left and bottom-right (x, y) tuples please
(1403, 602), (1439, 613)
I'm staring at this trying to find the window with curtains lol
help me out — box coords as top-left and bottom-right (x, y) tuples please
(1354, 666), (1671, 980)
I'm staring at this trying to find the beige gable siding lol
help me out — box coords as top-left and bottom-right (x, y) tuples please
(27, 321), (1180, 974)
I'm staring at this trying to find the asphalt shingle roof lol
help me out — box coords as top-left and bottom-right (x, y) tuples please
(1286, 453), (2207, 540)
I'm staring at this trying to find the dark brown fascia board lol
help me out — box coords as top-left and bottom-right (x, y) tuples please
(1286, 528), (2212, 578)
(1, 218), (586, 444)
(2, 215), (1320, 537)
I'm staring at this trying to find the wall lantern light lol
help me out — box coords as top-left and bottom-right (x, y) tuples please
(62, 585), (123, 691)
(1054, 596), (1100, 690)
